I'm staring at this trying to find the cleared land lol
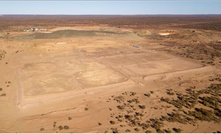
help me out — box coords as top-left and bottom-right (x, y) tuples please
(0, 15), (221, 133)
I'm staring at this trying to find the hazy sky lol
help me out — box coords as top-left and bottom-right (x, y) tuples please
(0, 1), (221, 15)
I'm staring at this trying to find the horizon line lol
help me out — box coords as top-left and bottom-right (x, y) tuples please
(1, 14), (221, 16)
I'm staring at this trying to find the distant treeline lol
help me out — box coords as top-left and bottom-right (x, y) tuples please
(1, 15), (221, 31)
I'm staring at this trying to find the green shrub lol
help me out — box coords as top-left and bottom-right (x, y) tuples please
(134, 128), (139, 132)
(110, 121), (115, 124)
(53, 122), (56, 128)
(150, 91), (154, 94)
(144, 93), (151, 97)
(117, 105), (125, 110)
(138, 105), (146, 109)
(40, 128), (44, 131)
(64, 125), (69, 129)
(125, 129), (130, 132)
(111, 128), (118, 133)
(145, 130), (152, 133)
(58, 126), (63, 130)
(173, 128), (182, 133)
(1, 93), (6, 96)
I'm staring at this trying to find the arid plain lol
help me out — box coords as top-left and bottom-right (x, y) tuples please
(0, 15), (221, 133)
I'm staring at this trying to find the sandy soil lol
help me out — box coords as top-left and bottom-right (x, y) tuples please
(0, 26), (221, 133)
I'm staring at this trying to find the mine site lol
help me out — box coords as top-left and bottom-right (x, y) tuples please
(0, 15), (221, 133)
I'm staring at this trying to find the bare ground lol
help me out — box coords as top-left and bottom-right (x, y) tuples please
(0, 26), (221, 133)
